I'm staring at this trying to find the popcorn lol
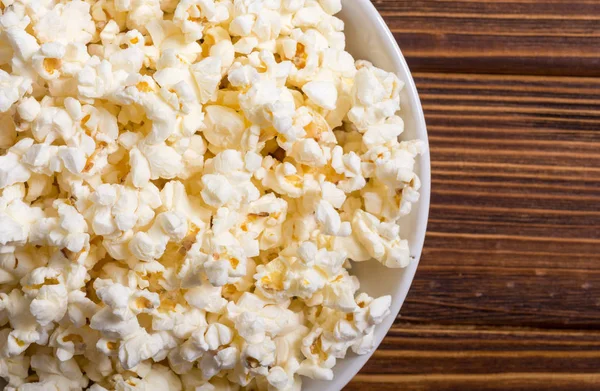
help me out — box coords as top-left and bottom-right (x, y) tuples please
(33, 1), (96, 45)
(297, 329), (335, 380)
(202, 235), (248, 287)
(320, 0), (343, 15)
(0, 70), (31, 112)
(138, 142), (184, 179)
(230, 14), (256, 37)
(27, 353), (89, 390)
(118, 328), (174, 369)
(302, 80), (337, 110)
(189, 57), (221, 103)
(348, 61), (404, 131)
(201, 174), (232, 208)
(200, 346), (239, 380)
(126, 0), (164, 34)
(315, 200), (350, 237)
(48, 325), (90, 361)
(0, 0), (423, 389)
(184, 283), (226, 313)
(179, 322), (233, 363)
(0, 351), (30, 389)
(141, 364), (183, 390)
(0, 185), (44, 246)
(29, 282), (68, 327)
(241, 338), (276, 376)
(0, 152), (31, 189)
(129, 147), (152, 188)
(31, 42), (66, 81)
(290, 138), (327, 167)
(239, 79), (296, 138)
(331, 146), (366, 193)
(349, 210), (411, 268)
(203, 105), (246, 152)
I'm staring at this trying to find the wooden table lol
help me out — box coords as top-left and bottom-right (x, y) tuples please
(346, 1), (600, 390)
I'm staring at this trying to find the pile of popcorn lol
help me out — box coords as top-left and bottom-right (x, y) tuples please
(0, 0), (424, 389)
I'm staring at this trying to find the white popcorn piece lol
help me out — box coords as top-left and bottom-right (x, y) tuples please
(0, 70), (32, 113)
(27, 201), (89, 253)
(118, 329), (174, 370)
(302, 80), (338, 110)
(297, 329), (336, 380)
(230, 14), (256, 37)
(203, 105), (246, 152)
(129, 147), (152, 188)
(319, 0), (342, 14)
(315, 200), (350, 237)
(127, 0), (164, 34)
(0, 152), (31, 189)
(0, 350), (30, 389)
(191, 57), (222, 104)
(241, 338), (276, 376)
(321, 271), (360, 312)
(350, 210), (411, 268)
(4, 27), (40, 64)
(203, 240), (248, 287)
(290, 138), (327, 167)
(348, 62), (404, 131)
(17, 97), (41, 122)
(138, 142), (184, 180)
(141, 364), (183, 391)
(184, 283), (227, 313)
(201, 174), (233, 208)
(33, 1), (96, 45)
(58, 147), (86, 174)
(27, 353), (89, 390)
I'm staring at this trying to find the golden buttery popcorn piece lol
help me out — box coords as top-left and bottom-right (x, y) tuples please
(0, 0), (424, 390)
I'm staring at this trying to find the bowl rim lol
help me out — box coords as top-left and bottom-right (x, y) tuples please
(324, 1), (431, 389)
(0, 2), (430, 390)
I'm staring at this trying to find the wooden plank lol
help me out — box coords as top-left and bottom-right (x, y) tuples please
(350, 2), (600, 389)
(347, 373), (600, 391)
(375, 0), (600, 75)
(382, 72), (600, 327)
(422, 235), (600, 270)
(346, 324), (600, 390)
(416, 72), (600, 265)
(416, 72), (600, 136)
(399, 266), (600, 327)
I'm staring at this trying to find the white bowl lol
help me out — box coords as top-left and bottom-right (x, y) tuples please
(0, 2), (429, 390)
(303, 1), (430, 390)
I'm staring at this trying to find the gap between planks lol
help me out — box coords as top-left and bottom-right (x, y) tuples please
(372, 350), (600, 358)
(388, 323), (600, 337)
(380, 13), (600, 21)
(413, 72), (600, 83)
(429, 204), (600, 218)
(430, 188), (600, 202)
(426, 231), (600, 244)
(431, 178), (600, 193)
(422, 248), (600, 261)
(432, 161), (600, 173)
(352, 373), (600, 383)
(428, 136), (600, 149)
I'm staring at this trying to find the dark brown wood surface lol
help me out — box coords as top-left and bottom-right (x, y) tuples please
(347, 1), (600, 390)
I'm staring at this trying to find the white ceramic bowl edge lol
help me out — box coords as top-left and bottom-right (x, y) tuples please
(302, 1), (430, 390)
(0, 1), (429, 390)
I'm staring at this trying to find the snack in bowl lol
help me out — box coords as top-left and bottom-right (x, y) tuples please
(0, 0), (425, 390)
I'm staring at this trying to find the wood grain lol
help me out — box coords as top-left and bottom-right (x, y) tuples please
(373, 0), (600, 76)
(401, 266), (600, 327)
(347, 2), (600, 390)
(346, 325), (600, 390)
